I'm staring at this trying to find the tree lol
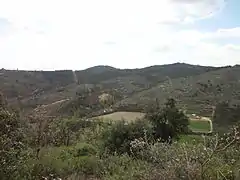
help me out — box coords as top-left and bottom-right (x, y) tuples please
(213, 101), (240, 129)
(0, 92), (7, 108)
(98, 93), (115, 109)
(102, 119), (153, 154)
(146, 98), (189, 142)
(0, 98), (25, 179)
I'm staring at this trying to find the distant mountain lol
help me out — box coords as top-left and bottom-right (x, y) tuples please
(75, 63), (218, 84)
(82, 65), (117, 74)
(118, 65), (240, 116)
(0, 63), (230, 116)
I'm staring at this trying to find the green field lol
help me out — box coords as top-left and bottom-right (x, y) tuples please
(94, 111), (212, 133)
(189, 120), (212, 133)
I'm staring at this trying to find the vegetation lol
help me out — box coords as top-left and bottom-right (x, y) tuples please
(146, 98), (189, 142)
(1, 63), (240, 179)
(120, 65), (240, 115)
(1, 89), (240, 179)
(0, 97), (26, 179)
(0, 63), (225, 116)
(102, 119), (153, 154)
(214, 101), (240, 126)
(94, 111), (211, 133)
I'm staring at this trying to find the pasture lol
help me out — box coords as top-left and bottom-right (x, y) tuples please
(94, 111), (212, 133)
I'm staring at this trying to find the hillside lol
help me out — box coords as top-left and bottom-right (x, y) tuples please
(75, 63), (218, 98)
(0, 69), (76, 110)
(0, 63), (217, 114)
(75, 63), (217, 85)
(118, 65), (240, 116)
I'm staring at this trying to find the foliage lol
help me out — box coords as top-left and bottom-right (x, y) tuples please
(0, 104), (26, 179)
(47, 117), (85, 146)
(0, 91), (7, 108)
(121, 66), (240, 116)
(128, 124), (240, 180)
(102, 119), (153, 154)
(1, 106), (240, 179)
(2, 64), (240, 179)
(146, 98), (189, 142)
(214, 101), (240, 126)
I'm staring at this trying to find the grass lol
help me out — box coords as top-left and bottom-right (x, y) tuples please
(94, 111), (212, 133)
(189, 120), (211, 133)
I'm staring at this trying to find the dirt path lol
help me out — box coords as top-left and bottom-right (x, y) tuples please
(41, 99), (70, 107)
(72, 70), (78, 84)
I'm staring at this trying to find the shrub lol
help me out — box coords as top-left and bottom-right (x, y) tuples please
(146, 98), (189, 142)
(102, 119), (153, 154)
(0, 106), (26, 180)
(21, 143), (98, 179)
(129, 124), (240, 180)
(214, 101), (240, 127)
(74, 143), (97, 157)
(101, 154), (150, 180)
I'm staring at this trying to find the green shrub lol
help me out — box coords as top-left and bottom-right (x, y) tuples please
(0, 107), (27, 180)
(101, 154), (150, 180)
(102, 119), (153, 154)
(74, 156), (102, 177)
(129, 127), (240, 180)
(74, 143), (97, 157)
(146, 98), (189, 142)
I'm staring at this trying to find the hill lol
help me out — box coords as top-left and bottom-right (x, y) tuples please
(75, 63), (217, 85)
(0, 69), (76, 111)
(0, 63), (216, 109)
(55, 63), (220, 116)
(118, 65), (240, 116)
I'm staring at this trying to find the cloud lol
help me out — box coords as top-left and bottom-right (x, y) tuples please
(204, 27), (240, 39)
(224, 44), (240, 51)
(150, 26), (240, 67)
(0, 18), (13, 36)
(170, 0), (225, 22)
(153, 45), (172, 53)
(0, 0), (238, 70)
(0, 18), (10, 27)
(104, 41), (117, 46)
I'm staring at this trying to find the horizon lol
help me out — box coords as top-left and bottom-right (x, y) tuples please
(0, 62), (236, 72)
(1, 0), (240, 70)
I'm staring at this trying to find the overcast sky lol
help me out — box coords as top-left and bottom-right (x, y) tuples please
(0, 0), (240, 70)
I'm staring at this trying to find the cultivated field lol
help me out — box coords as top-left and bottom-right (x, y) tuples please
(94, 111), (145, 122)
(94, 111), (212, 133)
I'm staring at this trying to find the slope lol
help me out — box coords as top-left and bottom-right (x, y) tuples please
(118, 65), (240, 116)
(0, 63), (219, 115)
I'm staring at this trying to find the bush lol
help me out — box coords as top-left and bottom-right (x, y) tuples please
(29, 117), (99, 148)
(129, 125), (240, 180)
(20, 143), (98, 179)
(74, 143), (97, 157)
(101, 154), (150, 180)
(214, 101), (240, 128)
(146, 98), (189, 142)
(0, 106), (26, 180)
(102, 119), (153, 154)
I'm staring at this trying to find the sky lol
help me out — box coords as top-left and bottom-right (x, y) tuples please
(0, 0), (240, 70)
